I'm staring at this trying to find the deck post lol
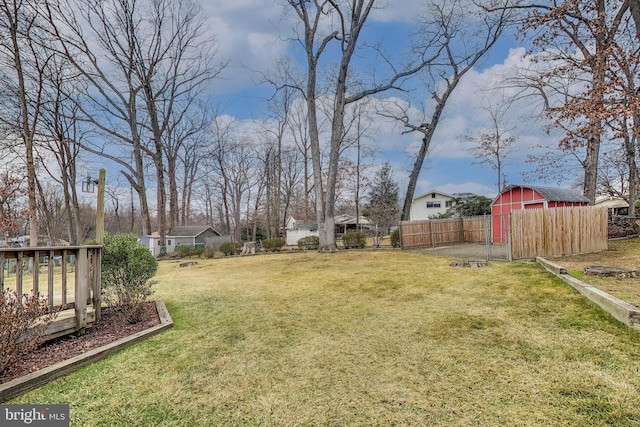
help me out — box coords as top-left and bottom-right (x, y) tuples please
(92, 248), (102, 321)
(75, 247), (89, 334)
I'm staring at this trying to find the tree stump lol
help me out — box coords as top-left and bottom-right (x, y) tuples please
(584, 265), (637, 278)
(241, 242), (256, 255)
(450, 260), (489, 268)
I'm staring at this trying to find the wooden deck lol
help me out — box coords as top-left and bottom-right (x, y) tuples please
(1, 245), (102, 339)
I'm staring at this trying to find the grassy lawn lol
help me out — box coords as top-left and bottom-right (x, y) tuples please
(10, 250), (640, 426)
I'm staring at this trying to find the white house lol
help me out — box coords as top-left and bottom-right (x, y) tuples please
(285, 217), (318, 246)
(595, 196), (629, 216)
(410, 191), (456, 220)
(284, 214), (372, 245)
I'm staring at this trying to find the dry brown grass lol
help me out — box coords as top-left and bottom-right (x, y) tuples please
(11, 249), (640, 426)
(552, 238), (640, 306)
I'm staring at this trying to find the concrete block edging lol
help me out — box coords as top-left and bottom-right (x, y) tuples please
(537, 257), (640, 329)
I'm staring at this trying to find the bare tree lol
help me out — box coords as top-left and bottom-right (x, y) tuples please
(0, 0), (50, 246)
(45, 0), (224, 249)
(287, 100), (314, 220)
(466, 99), (517, 193)
(380, 0), (510, 220)
(0, 169), (27, 240)
(164, 103), (213, 228)
(206, 117), (257, 242)
(284, 0), (440, 251)
(36, 54), (86, 244)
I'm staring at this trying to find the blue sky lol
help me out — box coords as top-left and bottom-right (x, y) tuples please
(192, 0), (584, 200)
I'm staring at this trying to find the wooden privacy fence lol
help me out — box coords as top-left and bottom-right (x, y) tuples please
(0, 245), (102, 339)
(400, 216), (488, 249)
(509, 206), (608, 260)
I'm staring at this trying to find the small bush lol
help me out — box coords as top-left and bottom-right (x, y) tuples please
(0, 289), (58, 373)
(219, 242), (242, 256)
(262, 237), (284, 252)
(102, 233), (158, 324)
(204, 246), (215, 258)
(297, 236), (320, 250)
(342, 232), (367, 249)
(390, 228), (401, 248)
(176, 245), (205, 258)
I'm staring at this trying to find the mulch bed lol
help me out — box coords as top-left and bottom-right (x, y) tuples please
(0, 302), (160, 384)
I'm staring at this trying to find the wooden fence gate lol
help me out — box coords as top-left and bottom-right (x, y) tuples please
(399, 216), (488, 248)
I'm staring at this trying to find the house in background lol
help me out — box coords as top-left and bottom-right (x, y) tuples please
(595, 196), (629, 216)
(491, 185), (591, 243)
(285, 217), (318, 246)
(140, 225), (221, 256)
(410, 191), (456, 220)
(285, 214), (373, 246)
(334, 214), (372, 235)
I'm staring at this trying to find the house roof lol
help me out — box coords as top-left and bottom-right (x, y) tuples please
(502, 185), (590, 203)
(335, 214), (371, 225)
(288, 215), (370, 229)
(595, 196), (629, 209)
(291, 222), (318, 231)
(168, 225), (220, 237)
(412, 190), (455, 201)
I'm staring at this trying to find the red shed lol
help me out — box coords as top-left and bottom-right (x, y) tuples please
(491, 185), (591, 243)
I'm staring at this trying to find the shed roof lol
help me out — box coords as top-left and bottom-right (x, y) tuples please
(168, 225), (220, 237)
(502, 185), (590, 203)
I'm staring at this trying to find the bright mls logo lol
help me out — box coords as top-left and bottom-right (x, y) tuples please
(1, 405), (69, 426)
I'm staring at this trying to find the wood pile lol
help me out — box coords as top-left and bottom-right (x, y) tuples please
(608, 217), (640, 239)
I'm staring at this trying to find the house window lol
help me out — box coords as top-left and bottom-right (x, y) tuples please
(167, 239), (172, 245)
(445, 201), (453, 208)
(431, 193), (436, 198)
(426, 201), (441, 208)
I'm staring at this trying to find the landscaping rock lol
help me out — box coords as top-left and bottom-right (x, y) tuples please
(584, 265), (638, 278)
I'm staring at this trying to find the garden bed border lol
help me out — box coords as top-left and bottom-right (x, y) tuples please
(537, 257), (640, 329)
(0, 300), (173, 403)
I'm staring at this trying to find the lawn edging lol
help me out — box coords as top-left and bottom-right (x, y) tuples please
(537, 257), (640, 329)
(0, 300), (173, 403)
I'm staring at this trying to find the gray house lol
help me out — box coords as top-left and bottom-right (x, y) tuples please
(140, 225), (222, 256)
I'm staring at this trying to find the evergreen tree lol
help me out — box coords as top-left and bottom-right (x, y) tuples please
(363, 163), (400, 247)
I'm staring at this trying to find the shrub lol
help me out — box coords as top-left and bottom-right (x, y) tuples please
(262, 237), (284, 252)
(176, 244), (204, 258)
(342, 231), (367, 249)
(390, 228), (401, 248)
(219, 241), (238, 256)
(0, 289), (58, 373)
(219, 242), (242, 256)
(297, 236), (320, 250)
(102, 233), (158, 324)
(204, 246), (215, 258)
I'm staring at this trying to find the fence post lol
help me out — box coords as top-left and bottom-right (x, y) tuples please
(507, 213), (513, 262)
(0, 252), (4, 290)
(75, 247), (88, 334)
(484, 215), (491, 260)
(429, 221), (435, 248)
(93, 248), (102, 321)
